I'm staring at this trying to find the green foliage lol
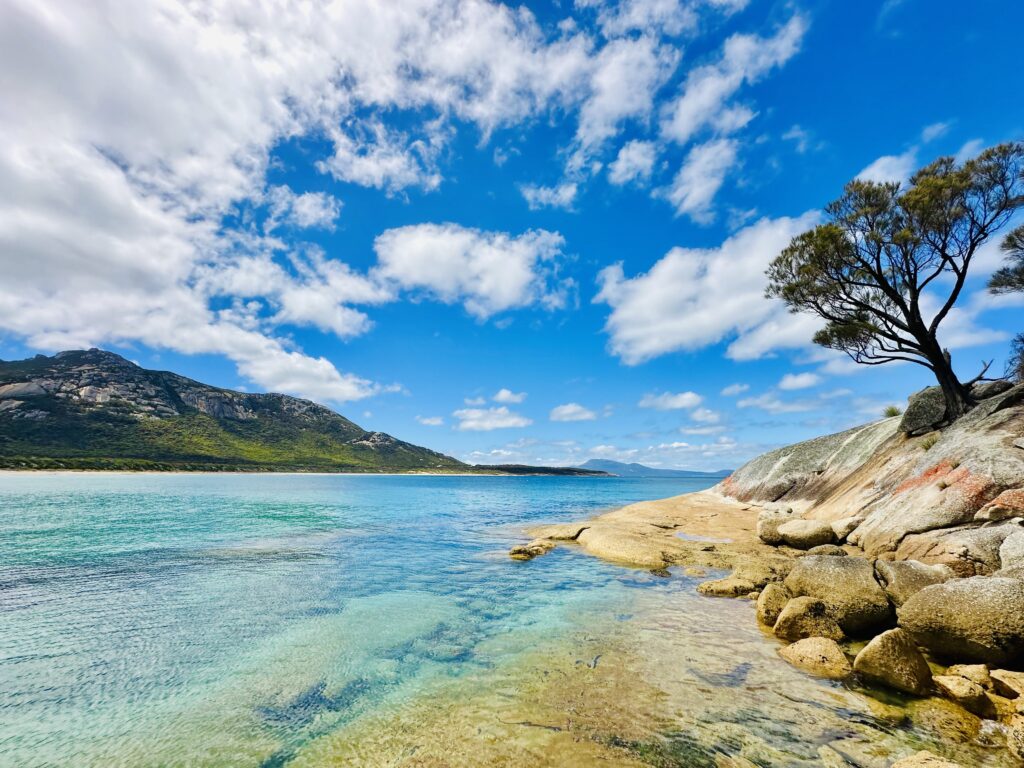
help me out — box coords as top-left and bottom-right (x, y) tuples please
(920, 433), (940, 451)
(883, 405), (903, 418)
(1007, 332), (1024, 382)
(988, 224), (1024, 294)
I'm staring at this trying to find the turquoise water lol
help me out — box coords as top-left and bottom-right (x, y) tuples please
(0, 473), (715, 767)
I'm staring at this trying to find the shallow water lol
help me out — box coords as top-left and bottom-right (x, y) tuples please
(0, 473), (1014, 767)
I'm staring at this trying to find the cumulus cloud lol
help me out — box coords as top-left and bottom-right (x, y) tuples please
(373, 224), (570, 319)
(265, 186), (342, 231)
(550, 402), (598, 421)
(857, 147), (917, 184)
(416, 415), (444, 426)
(596, 213), (821, 364)
(661, 138), (738, 222)
(638, 391), (702, 410)
(493, 388), (527, 403)
(720, 383), (749, 396)
(778, 372), (821, 390)
(737, 392), (817, 414)
(608, 140), (657, 185)
(520, 182), (579, 210)
(452, 406), (533, 431)
(691, 407), (720, 423)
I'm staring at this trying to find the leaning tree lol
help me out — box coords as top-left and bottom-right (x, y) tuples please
(766, 142), (1024, 422)
(988, 222), (1024, 381)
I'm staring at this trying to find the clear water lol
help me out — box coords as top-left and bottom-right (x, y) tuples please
(0, 474), (1015, 767)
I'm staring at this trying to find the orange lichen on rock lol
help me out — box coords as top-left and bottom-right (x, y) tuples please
(894, 461), (959, 494)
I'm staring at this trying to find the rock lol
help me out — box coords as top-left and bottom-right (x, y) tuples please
(0, 381), (46, 399)
(890, 751), (964, 768)
(800, 544), (847, 557)
(509, 539), (556, 560)
(945, 663), (992, 689)
(906, 697), (982, 743)
(852, 628), (933, 695)
(773, 597), (844, 642)
(1009, 714), (1024, 761)
(896, 523), (1020, 576)
(990, 669), (1024, 699)
(574, 525), (668, 568)
(831, 516), (862, 541)
(899, 387), (947, 435)
(874, 559), (953, 608)
(527, 523), (589, 540)
(777, 519), (835, 549)
(777, 637), (852, 679)
(785, 556), (894, 635)
(755, 582), (791, 626)
(898, 577), (1024, 663)
(976, 489), (1024, 522)
(698, 576), (757, 597)
(971, 380), (1014, 400)
(1001, 530), (1024, 569)
(931, 675), (995, 717)
(985, 692), (1017, 720)
(757, 508), (795, 545)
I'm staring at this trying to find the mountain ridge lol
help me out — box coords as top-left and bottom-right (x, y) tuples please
(576, 459), (732, 478)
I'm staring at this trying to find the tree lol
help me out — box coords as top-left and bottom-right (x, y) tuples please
(988, 224), (1024, 381)
(766, 142), (1024, 422)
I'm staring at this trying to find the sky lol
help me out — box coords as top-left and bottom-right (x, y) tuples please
(0, 0), (1021, 471)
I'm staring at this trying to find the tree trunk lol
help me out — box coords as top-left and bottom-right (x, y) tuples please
(929, 347), (973, 422)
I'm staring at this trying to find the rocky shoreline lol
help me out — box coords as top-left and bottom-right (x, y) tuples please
(512, 381), (1024, 766)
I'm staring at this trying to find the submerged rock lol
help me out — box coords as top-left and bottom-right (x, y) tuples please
(773, 596), (844, 642)
(891, 751), (964, 768)
(898, 577), (1024, 664)
(874, 559), (953, 608)
(785, 555), (893, 635)
(852, 628), (932, 696)
(777, 637), (851, 679)
(777, 519), (834, 549)
(755, 582), (791, 626)
(698, 576), (756, 597)
(509, 539), (556, 560)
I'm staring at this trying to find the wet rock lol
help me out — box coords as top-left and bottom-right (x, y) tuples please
(777, 519), (835, 549)
(852, 628), (933, 695)
(785, 556), (894, 635)
(991, 669), (1024, 699)
(509, 539), (556, 560)
(730, 558), (794, 589)
(698, 576), (757, 597)
(898, 577), (1024, 663)
(777, 637), (852, 679)
(906, 697), (982, 743)
(899, 387), (947, 435)
(756, 508), (795, 545)
(756, 582), (791, 626)
(773, 596), (844, 642)
(945, 663), (992, 689)
(931, 674), (995, 717)
(874, 559), (953, 608)
(831, 516), (862, 541)
(890, 751), (964, 768)
(1008, 714), (1024, 761)
(574, 525), (668, 568)
(800, 544), (847, 557)
(1000, 530), (1024, 569)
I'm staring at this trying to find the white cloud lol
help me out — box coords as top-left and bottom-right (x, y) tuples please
(737, 392), (817, 414)
(520, 182), (579, 210)
(955, 139), (985, 164)
(493, 388), (527, 403)
(452, 406), (533, 431)
(608, 140), (658, 185)
(782, 125), (810, 153)
(778, 372), (821, 390)
(690, 407), (720, 423)
(464, 396), (487, 406)
(857, 148), (917, 185)
(921, 121), (950, 143)
(638, 391), (702, 410)
(720, 382), (749, 396)
(416, 415), (444, 426)
(265, 186), (342, 231)
(318, 121), (445, 194)
(660, 138), (738, 222)
(551, 402), (598, 421)
(596, 212), (821, 364)
(373, 223), (570, 319)
(680, 425), (726, 435)
(660, 15), (807, 145)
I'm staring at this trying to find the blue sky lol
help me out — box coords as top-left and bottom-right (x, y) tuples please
(0, 0), (1021, 469)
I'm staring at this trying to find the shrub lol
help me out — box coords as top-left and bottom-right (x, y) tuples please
(883, 405), (903, 418)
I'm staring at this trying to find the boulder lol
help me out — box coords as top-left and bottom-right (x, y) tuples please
(773, 597), (844, 642)
(800, 544), (847, 557)
(756, 508), (795, 545)
(898, 577), (1024, 664)
(755, 582), (791, 627)
(991, 669), (1024, 699)
(906, 697), (982, 743)
(778, 637), (852, 679)
(785, 556), (894, 635)
(509, 539), (556, 560)
(976, 489), (1024, 522)
(777, 519), (835, 549)
(931, 674), (995, 717)
(945, 663), (992, 690)
(698, 576), (756, 597)
(1001, 530), (1024, 569)
(890, 752), (964, 768)
(853, 628), (933, 695)
(1009, 714), (1024, 761)
(831, 516), (862, 541)
(874, 559), (954, 607)
(971, 379), (1014, 400)
(899, 387), (947, 435)
(896, 523), (1020, 577)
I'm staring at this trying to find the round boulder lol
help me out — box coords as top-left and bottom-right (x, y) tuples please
(757, 508), (795, 545)
(756, 582), (791, 626)
(899, 386), (947, 435)
(853, 628), (933, 696)
(874, 559), (954, 608)
(778, 637), (851, 679)
(785, 555), (894, 635)
(773, 596), (844, 642)
(1000, 531), (1024, 570)
(898, 577), (1024, 664)
(777, 519), (835, 549)
(800, 544), (847, 557)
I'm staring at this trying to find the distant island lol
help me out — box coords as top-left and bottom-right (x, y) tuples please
(575, 459), (731, 478)
(0, 349), (606, 476)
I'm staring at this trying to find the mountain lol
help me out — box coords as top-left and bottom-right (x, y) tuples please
(0, 349), (465, 472)
(576, 459), (732, 478)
